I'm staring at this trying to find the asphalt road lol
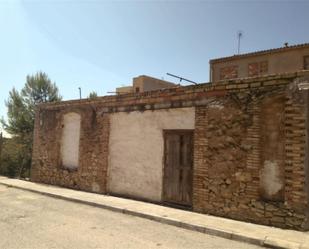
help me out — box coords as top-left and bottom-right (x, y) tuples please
(0, 185), (262, 249)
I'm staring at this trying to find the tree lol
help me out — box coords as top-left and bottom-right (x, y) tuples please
(88, 91), (98, 99)
(0, 136), (23, 178)
(0, 72), (62, 178)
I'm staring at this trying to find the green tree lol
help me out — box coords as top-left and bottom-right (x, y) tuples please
(88, 91), (98, 99)
(0, 136), (23, 178)
(0, 72), (62, 178)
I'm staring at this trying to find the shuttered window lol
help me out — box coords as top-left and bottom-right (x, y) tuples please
(219, 65), (238, 80)
(248, 61), (268, 77)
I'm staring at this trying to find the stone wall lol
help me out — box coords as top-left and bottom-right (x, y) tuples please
(31, 71), (309, 230)
(31, 105), (110, 193)
(193, 84), (308, 229)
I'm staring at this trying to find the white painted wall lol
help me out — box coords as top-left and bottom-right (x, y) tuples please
(61, 112), (81, 169)
(260, 160), (283, 197)
(108, 108), (195, 202)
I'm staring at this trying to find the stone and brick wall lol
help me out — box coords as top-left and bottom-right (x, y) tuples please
(31, 71), (309, 230)
(31, 105), (110, 193)
(193, 81), (308, 229)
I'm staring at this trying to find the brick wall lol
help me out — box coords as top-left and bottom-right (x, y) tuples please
(31, 71), (309, 230)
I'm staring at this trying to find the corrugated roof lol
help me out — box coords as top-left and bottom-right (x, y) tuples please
(210, 43), (309, 63)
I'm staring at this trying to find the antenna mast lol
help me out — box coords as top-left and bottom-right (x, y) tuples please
(166, 73), (197, 85)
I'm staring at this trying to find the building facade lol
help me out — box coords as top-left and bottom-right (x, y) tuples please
(116, 75), (176, 94)
(31, 71), (309, 230)
(210, 43), (309, 82)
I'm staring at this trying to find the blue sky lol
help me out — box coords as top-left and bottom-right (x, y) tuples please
(1, 0), (309, 133)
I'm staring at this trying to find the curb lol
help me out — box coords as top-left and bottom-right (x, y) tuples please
(0, 181), (306, 249)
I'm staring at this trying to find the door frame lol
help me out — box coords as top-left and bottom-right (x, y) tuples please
(162, 129), (194, 208)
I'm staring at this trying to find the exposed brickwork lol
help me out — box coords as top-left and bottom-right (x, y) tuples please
(284, 87), (308, 227)
(31, 71), (309, 230)
(259, 95), (285, 202)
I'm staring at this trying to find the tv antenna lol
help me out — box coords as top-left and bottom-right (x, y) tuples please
(166, 73), (197, 85)
(237, 31), (243, 54)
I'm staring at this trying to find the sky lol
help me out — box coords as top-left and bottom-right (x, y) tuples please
(0, 0), (309, 134)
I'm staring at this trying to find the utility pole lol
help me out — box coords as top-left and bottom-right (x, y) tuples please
(78, 87), (82, 99)
(237, 31), (243, 54)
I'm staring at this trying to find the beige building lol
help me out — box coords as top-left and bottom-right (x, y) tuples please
(116, 75), (177, 94)
(210, 43), (309, 82)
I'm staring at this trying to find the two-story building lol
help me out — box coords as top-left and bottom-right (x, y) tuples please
(210, 43), (309, 82)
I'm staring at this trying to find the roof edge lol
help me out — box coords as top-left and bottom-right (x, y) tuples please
(36, 70), (309, 109)
(210, 43), (309, 64)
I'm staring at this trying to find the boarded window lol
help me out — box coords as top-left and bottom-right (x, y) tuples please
(304, 56), (309, 70)
(248, 61), (268, 77)
(260, 96), (285, 202)
(61, 112), (81, 170)
(219, 65), (238, 80)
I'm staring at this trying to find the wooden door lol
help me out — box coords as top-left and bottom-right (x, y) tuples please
(163, 130), (193, 207)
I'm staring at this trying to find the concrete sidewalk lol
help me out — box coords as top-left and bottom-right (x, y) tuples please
(0, 176), (308, 249)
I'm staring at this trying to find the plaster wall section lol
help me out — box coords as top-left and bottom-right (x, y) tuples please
(61, 112), (81, 169)
(108, 107), (195, 202)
